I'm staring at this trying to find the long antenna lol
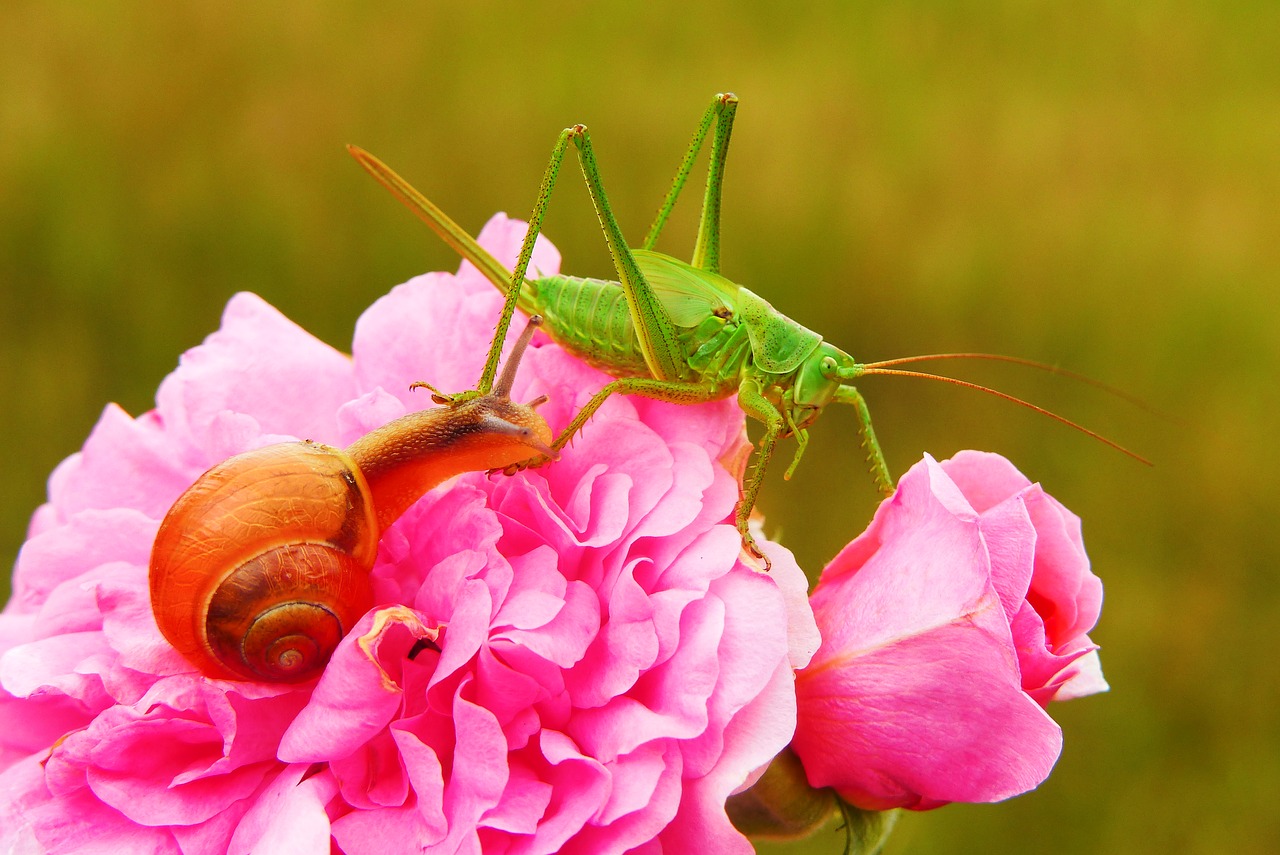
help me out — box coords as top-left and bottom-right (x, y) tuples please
(856, 366), (1152, 465)
(861, 352), (1169, 420)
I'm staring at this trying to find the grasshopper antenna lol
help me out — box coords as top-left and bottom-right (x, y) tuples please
(848, 366), (1152, 465)
(862, 352), (1173, 423)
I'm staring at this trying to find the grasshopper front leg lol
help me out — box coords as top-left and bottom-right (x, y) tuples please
(550, 376), (724, 457)
(834, 385), (895, 495)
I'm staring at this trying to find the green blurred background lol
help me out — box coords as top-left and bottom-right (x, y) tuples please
(1, 1), (1275, 852)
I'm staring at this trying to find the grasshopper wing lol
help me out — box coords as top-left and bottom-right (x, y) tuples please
(633, 249), (740, 327)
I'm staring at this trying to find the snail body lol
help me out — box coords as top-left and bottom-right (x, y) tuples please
(149, 317), (552, 683)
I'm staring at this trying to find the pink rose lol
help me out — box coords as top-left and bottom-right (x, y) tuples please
(792, 451), (1106, 811)
(0, 215), (819, 853)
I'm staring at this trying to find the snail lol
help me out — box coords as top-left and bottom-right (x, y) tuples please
(149, 315), (553, 683)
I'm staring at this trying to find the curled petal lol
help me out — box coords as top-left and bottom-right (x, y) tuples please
(279, 606), (439, 763)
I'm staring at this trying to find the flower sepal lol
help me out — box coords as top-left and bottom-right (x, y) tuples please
(727, 746), (896, 853)
(726, 747), (835, 841)
(831, 800), (898, 855)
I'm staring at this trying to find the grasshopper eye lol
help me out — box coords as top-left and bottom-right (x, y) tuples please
(820, 356), (839, 378)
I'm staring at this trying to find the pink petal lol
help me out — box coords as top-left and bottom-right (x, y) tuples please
(228, 765), (338, 855)
(391, 727), (448, 836)
(1023, 485), (1101, 641)
(759, 541), (821, 671)
(155, 291), (356, 454)
(0, 688), (96, 768)
(810, 458), (995, 656)
(332, 804), (444, 855)
(685, 569), (793, 778)
(570, 594), (720, 761)
(797, 616), (1062, 809)
(8, 508), (156, 613)
(974, 491), (1037, 619)
(942, 451), (1106, 694)
(352, 272), (501, 410)
(659, 663), (797, 855)
(0, 631), (114, 711)
(335, 386), (411, 446)
(398, 683), (509, 853)
(558, 745), (684, 855)
(939, 449), (1033, 512)
(1047, 647), (1109, 701)
(45, 405), (192, 523)
(27, 781), (182, 854)
(520, 730), (610, 853)
(0, 754), (51, 852)
(280, 607), (438, 763)
(564, 567), (658, 709)
(96, 571), (195, 685)
(493, 548), (599, 669)
(479, 763), (552, 835)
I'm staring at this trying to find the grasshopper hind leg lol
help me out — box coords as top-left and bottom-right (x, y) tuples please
(643, 93), (739, 275)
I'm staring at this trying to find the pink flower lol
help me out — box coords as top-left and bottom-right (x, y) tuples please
(0, 215), (819, 853)
(791, 451), (1107, 811)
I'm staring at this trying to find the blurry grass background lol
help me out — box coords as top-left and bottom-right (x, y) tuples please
(1, 1), (1276, 852)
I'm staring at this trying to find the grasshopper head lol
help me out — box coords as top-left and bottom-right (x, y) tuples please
(772, 344), (866, 483)
(790, 343), (860, 429)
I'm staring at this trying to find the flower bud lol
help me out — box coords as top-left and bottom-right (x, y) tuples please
(792, 452), (1107, 810)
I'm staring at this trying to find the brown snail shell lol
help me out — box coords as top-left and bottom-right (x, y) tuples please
(149, 442), (377, 682)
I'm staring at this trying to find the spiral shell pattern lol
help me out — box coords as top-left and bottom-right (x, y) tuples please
(149, 442), (377, 682)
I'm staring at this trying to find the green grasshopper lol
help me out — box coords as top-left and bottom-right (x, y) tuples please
(349, 93), (1138, 563)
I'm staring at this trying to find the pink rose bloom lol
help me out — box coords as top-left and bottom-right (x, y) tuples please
(0, 215), (819, 853)
(792, 451), (1107, 811)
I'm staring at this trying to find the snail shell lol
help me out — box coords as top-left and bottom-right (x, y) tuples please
(149, 441), (377, 682)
